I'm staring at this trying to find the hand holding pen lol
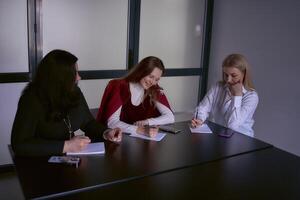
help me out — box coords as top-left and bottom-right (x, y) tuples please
(191, 107), (203, 128)
(63, 135), (91, 153)
(104, 128), (122, 143)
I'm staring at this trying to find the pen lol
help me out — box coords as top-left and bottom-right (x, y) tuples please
(194, 107), (199, 119)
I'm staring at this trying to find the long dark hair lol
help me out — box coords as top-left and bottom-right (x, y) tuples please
(24, 49), (80, 121)
(124, 56), (165, 105)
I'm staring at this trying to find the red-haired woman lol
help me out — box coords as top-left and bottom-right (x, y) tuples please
(97, 56), (174, 137)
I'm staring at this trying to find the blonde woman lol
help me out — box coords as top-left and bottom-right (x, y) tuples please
(191, 54), (258, 137)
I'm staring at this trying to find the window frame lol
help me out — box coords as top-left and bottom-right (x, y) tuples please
(0, 0), (214, 101)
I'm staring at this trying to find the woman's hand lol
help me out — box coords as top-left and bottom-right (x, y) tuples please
(134, 120), (149, 126)
(63, 136), (91, 153)
(229, 81), (243, 96)
(104, 128), (122, 143)
(190, 118), (203, 128)
(136, 125), (159, 138)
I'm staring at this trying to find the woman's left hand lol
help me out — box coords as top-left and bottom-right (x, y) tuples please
(134, 120), (149, 126)
(104, 128), (122, 143)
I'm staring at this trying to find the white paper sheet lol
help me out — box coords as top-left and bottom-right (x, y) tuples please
(129, 132), (166, 141)
(67, 142), (105, 155)
(190, 124), (212, 134)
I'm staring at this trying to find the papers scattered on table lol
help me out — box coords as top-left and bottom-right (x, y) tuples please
(67, 142), (105, 155)
(129, 132), (166, 141)
(190, 124), (212, 134)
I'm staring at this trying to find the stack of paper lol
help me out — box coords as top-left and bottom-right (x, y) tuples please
(67, 142), (105, 155)
(190, 124), (212, 134)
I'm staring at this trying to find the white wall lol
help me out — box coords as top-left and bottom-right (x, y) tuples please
(209, 0), (300, 156)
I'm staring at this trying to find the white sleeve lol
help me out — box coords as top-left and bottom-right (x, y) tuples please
(147, 102), (175, 125)
(107, 106), (138, 134)
(225, 91), (259, 130)
(195, 84), (217, 121)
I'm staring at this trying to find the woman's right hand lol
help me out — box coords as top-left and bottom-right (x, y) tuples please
(228, 81), (243, 96)
(63, 136), (91, 153)
(136, 126), (159, 138)
(190, 118), (203, 128)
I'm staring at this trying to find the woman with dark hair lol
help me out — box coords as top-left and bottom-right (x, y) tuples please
(96, 56), (174, 137)
(191, 54), (258, 137)
(11, 49), (122, 156)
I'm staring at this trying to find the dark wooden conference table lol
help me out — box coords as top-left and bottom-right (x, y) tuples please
(12, 121), (299, 200)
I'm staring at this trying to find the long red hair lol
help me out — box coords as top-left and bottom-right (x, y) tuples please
(124, 56), (165, 105)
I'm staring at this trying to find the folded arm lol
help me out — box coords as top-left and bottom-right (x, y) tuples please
(224, 92), (258, 130)
(147, 101), (175, 125)
(107, 106), (138, 134)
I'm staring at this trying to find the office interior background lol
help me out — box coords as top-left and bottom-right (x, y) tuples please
(0, 0), (300, 170)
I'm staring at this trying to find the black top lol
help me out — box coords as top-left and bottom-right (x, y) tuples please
(11, 86), (107, 156)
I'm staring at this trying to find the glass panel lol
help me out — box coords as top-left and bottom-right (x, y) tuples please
(140, 0), (205, 68)
(160, 76), (199, 112)
(78, 79), (111, 109)
(0, 83), (27, 165)
(43, 0), (128, 70)
(0, 0), (28, 72)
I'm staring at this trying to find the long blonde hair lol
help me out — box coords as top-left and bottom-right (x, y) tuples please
(222, 53), (255, 90)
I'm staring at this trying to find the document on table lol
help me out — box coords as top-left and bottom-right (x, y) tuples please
(129, 132), (166, 141)
(190, 123), (212, 134)
(67, 142), (105, 155)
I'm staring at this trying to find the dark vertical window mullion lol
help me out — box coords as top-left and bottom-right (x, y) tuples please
(127, 0), (141, 69)
(198, 0), (214, 101)
(27, 0), (37, 80)
(35, 0), (43, 67)
(28, 0), (42, 79)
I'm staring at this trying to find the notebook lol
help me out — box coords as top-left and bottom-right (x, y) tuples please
(190, 123), (213, 134)
(129, 132), (166, 141)
(67, 142), (105, 155)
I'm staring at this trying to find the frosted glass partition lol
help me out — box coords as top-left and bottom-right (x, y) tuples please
(159, 76), (199, 113)
(43, 0), (128, 70)
(0, 83), (27, 165)
(78, 79), (111, 109)
(0, 0), (28, 72)
(139, 0), (205, 68)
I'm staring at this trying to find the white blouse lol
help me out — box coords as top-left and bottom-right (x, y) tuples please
(195, 82), (258, 137)
(108, 82), (175, 134)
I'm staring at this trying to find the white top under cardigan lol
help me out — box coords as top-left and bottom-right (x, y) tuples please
(108, 82), (175, 134)
(194, 82), (258, 137)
